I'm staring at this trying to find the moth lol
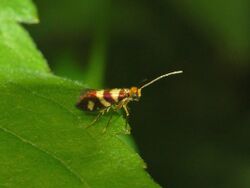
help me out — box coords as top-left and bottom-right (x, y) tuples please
(76, 71), (183, 131)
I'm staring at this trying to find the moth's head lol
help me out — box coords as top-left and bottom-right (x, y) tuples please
(129, 87), (141, 101)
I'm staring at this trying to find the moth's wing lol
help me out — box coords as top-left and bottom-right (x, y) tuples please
(76, 89), (95, 109)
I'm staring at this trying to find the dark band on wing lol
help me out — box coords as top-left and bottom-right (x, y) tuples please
(104, 89), (116, 104)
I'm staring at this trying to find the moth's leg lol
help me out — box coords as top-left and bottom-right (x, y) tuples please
(115, 98), (128, 110)
(102, 111), (114, 133)
(122, 104), (129, 117)
(115, 99), (131, 132)
(85, 112), (103, 129)
(85, 108), (109, 129)
(114, 98), (129, 110)
(122, 104), (130, 132)
(116, 99), (130, 117)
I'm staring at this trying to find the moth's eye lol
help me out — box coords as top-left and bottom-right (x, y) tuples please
(132, 93), (137, 98)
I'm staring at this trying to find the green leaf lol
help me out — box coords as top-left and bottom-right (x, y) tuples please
(0, 22), (50, 73)
(0, 0), (38, 23)
(0, 1), (159, 187)
(0, 71), (159, 187)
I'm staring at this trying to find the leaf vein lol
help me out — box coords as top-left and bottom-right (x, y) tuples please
(0, 126), (90, 187)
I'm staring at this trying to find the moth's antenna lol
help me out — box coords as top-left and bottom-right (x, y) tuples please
(140, 70), (183, 90)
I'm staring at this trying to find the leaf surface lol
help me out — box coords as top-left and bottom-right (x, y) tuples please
(0, 1), (159, 187)
(0, 0), (38, 23)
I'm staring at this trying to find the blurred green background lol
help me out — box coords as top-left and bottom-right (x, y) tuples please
(28, 0), (249, 187)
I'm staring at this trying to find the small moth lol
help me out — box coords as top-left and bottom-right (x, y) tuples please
(76, 71), (183, 131)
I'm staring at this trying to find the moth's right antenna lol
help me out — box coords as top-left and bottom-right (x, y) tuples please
(140, 71), (183, 90)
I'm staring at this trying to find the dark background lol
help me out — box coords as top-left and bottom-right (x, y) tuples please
(28, 0), (249, 187)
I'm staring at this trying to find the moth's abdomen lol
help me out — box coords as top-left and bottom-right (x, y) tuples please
(76, 89), (129, 112)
